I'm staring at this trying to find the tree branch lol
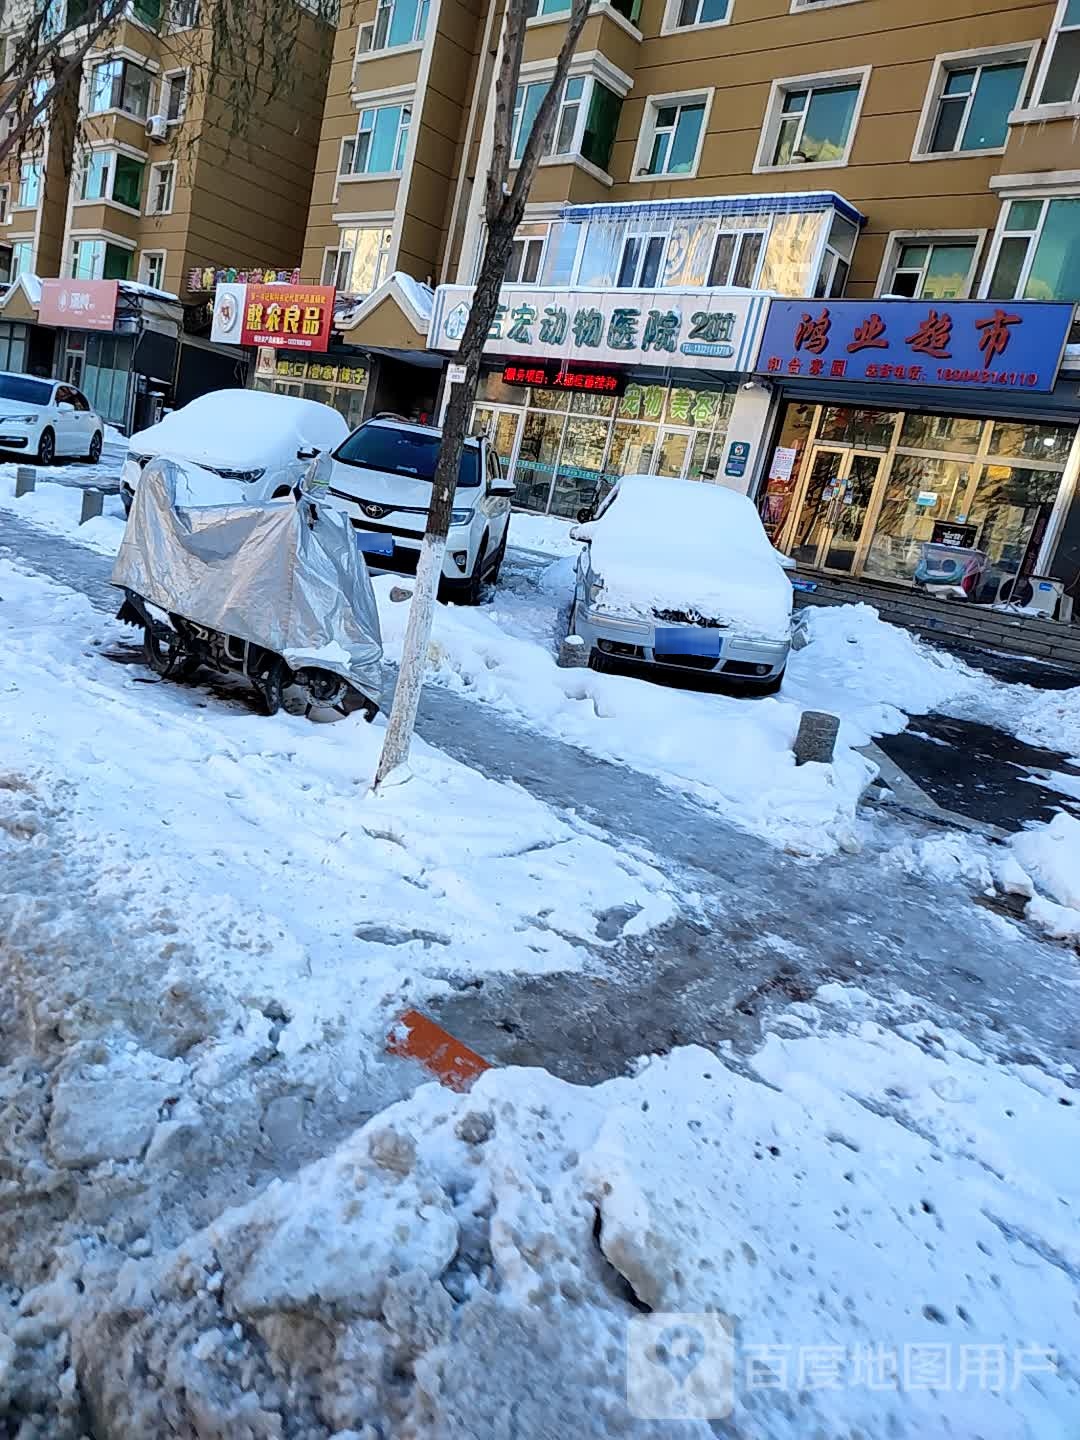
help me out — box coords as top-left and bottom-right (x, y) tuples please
(506, 0), (589, 214)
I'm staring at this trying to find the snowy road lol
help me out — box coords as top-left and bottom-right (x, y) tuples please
(2, 510), (1076, 1079)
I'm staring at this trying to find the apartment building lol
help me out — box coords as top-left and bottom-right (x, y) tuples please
(0, 0), (332, 426)
(281, 0), (1080, 597)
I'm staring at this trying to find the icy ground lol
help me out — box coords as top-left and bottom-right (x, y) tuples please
(2, 491), (1080, 1437)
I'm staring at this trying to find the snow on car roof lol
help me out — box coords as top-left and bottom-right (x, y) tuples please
(588, 473), (792, 636)
(130, 389), (350, 468)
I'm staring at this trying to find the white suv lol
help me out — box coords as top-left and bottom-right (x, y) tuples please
(323, 417), (514, 603)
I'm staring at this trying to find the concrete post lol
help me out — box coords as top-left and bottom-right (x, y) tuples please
(80, 488), (104, 524)
(14, 466), (35, 497)
(558, 634), (588, 668)
(794, 710), (840, 766)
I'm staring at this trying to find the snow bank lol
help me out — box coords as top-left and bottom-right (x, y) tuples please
(1002, 813), (1080, 942)
(377, 585), (977, 855)
(508, 510), (585, 558)
(0, 462), (127, 555)
(53, 994), (1079, 1438)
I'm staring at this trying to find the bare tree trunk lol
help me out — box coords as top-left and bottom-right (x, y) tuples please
(374, 0), (589, 787)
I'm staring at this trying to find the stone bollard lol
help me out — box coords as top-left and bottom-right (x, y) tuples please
(388, 585), (413, 603)
(794, 709), (840, 766)
(14, 466), (35, 497)
(558, 633), (588, 668)
(80, 488), (104, 524)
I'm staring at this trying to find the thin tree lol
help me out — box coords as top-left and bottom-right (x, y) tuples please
(374, 0), (589, 787)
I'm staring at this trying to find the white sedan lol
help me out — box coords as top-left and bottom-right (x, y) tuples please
(122, 389), (349, 512)
(0, 371), (104, 464)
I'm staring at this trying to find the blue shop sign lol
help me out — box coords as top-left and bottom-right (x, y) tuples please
(755, 299), (1073, 394)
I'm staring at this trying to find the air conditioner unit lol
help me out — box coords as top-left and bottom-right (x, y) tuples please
(146, 114), (168, 140)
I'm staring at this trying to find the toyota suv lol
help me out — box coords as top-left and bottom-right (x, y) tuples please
(323, 417), (513, 603)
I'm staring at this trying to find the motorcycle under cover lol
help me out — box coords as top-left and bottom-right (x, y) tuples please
(112, 459), (383, 705)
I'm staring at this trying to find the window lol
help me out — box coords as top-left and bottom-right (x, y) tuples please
(342, 104), (411, 174)
(923, 59), (1027, 154)
(617, 229), (666, 287)
(17, 161), (40, 207)
(10, 240), (32, 278)
(139, 250), (166, 289)
(168, 0), (199, 28)
(88, 58), (153, 118)
(0, 185), (9, 223)
(70, 238), (131, 280)
(78, 151), (144, 209)
(707, 229), (765, 287)
(368, 0), (429, 49)
(160, 70), (187, 122)
(884, 238), (977, 299)
(637, 95), (708, 176)
(667, 0), (728, 29)
(29, 74), (48, 128)
(1038, 0), (1080, 106)
(814, 211), (858, 297)
(762, 75), (864, 167)
(510, 76), (623, 172)
(130, 0), (162, 26)
(506, 222), (546, 283)
(322, 225), (392, 293)
(986, 197), (1080, 303)
(147, 160), (175, 214)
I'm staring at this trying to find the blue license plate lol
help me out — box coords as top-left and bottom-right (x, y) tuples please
(653, 627), (722, 657)
(355, 531), (395, 556)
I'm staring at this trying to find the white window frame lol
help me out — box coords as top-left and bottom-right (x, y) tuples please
(75, 146), (146, 212)
(510, 55), (630, 175)
(9, 239), (32, 277)
(1027, 0), (1080, 114)
(68, 232), (135, 280)
(705, 225), (767, 287)
(168, 0), (199, 30)
(910, 45), (1038, 162)
(0, 184), (9, 224)
(322, 224), (393, 294)
(979, 192), (1080, 301)
(660, 0), (730, 37)
(159, 68), (189, 124)
(147, 160), (175, 215)
(138, 248), (166, 289)
(789, 0), (865, 10)
(631, 88), (714, 182)
(753, 66), (870, 174)
(875, 230), (985, 299)
(341, 100), (412, 178)
(505, 222), (548, 283)
(17, 160), (41, 207)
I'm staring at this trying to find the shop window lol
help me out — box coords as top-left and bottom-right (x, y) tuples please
(988, 419), (1075, 466)
(666, 0), (728, 30)
(636, 95), (709, 177)
(817, 405), (897, 449)
(883, 238), (978, 299)
(863, 455), (974, 584)
(506, 223), (547, 284)
(1037, 0), (1080, 106)
(707, 229), (765, 288)
(0, 320), (29, 372)
(919, 56), (1028, 155)
(341, 104), (410, 175)
(986, 197), (1080, 303)
(758, 72), (866, 170)
(88, 58), (153, 119)
(967, 465), (1061, 576)
(324, 225), (392, 294)
(17, 161), (41, 207)
(147, 161), (175, 215)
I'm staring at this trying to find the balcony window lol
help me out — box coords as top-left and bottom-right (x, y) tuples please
(342, 104), (411, 174)
(322, 225), (393, 294)
(884, 238), (977, 299)
(130, 0), (162, 25)
(707, 229), (765, 287)
(764, 76), (863, 167)
(1038, 0), (1080, 105)
(88, 58), (153, 118)
(79, 151), (145, 209)
(524, 0), (570, 15)
(506, 222), (547, 283)
(10, 240), (32, 278)
(511, 76), (623, 172)
(616, 229), (666, 287)
(923, 58), (1027, 154)
(986, 197), (1080, 303)
(70, 238), (131, 280)
(636, 95), (708, 177)
(17, 161), (41, 207)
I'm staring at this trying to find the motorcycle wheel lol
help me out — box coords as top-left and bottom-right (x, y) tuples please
(144, 624), (200, 681)
(255, 657), (285, 716)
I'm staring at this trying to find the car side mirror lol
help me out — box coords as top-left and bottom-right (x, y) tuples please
(489, 476), (515, 496)
(57, 401), (75, 413)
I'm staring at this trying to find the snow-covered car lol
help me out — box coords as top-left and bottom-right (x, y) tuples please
(569, 474), (794, 693)
(322, 417), (514, 603)
(0, 371), (104, 465)
(121, 390), (349, 514)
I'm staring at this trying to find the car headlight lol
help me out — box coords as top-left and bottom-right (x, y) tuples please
(211, 466), (266, 484)
(450, 508), (473, 526)
(11, 414), (38, 423)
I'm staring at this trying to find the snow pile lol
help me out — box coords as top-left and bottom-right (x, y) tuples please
(0, 462), (127, 554)
(377, 585), (977, 855)
(1002, 813), (1080, 942)
(129, 389), (348, 471)
(30, 997), (1075, 1439)
(943, 677), (1080, 764)
(509, 511), (585, 558)
(579, 474), (793, 639)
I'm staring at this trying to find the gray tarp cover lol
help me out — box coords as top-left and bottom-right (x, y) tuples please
(111, 459), (383, 705)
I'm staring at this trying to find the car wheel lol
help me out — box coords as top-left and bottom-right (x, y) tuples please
(463, 538), (488, 605)
(86, 431), (103, 464)
(487, 529), (508, 583)
(37, 428), (55, 466)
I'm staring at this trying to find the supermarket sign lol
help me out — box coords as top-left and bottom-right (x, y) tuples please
(210, 282), (336, 352)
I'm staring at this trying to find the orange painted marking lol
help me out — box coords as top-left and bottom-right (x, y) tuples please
(387, 1009), (492, 1092)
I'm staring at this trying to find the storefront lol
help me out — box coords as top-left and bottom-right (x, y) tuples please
(755, 298), (1079, 593)
(253, 348), (370, 429)
(429, 282), (772, 518)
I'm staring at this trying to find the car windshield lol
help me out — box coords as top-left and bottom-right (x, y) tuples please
(0, 375), (51, 406)
(334, 426), (481, 487)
